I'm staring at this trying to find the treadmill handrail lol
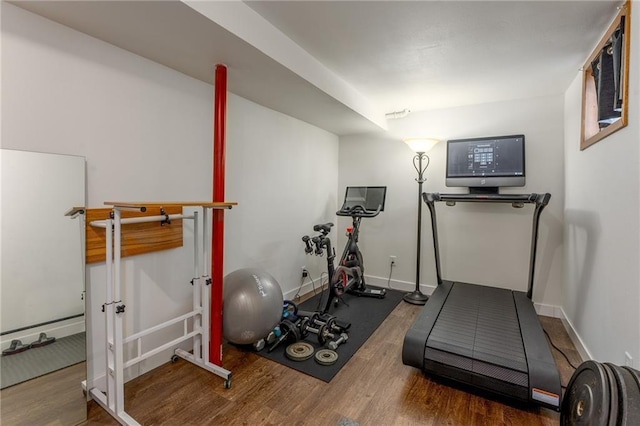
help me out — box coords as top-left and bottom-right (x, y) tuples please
(422, 192), (551, 299)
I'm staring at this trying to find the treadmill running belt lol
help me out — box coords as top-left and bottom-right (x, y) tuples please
(426, 283), (528, 384)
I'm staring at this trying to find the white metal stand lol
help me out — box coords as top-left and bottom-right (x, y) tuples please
(88, 203), (233, 426)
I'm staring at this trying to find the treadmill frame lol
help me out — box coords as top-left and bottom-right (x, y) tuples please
(402, 192), (561, 410)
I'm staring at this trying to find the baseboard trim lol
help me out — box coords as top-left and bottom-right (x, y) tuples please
(1, 316), (85, 350)
(558, 308), (592, 363)
(364, 274), (436, 295)
(283, 277), (327, 301)
(533, 302), (563, 318)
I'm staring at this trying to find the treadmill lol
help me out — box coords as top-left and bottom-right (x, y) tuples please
(402, 192), (562, 410)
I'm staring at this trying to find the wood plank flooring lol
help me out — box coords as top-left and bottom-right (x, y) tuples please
(81, 301), (581, 425)
(0, 362), (87, 426)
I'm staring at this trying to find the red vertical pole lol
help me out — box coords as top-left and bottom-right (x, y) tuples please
(211, 64), (227, 365)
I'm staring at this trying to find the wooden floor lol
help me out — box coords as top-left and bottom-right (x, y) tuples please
(0, 362), (87, 426)
(80, 301), (581, 426)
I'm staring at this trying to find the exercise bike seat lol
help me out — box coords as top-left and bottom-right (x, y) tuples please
(313, 223), (334, 234)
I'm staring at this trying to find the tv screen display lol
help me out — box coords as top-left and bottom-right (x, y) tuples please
(342, 186), (387, 212)
(446, 134), (525, 193)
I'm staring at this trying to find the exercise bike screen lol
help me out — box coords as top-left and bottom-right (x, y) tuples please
(343, 186), (387, 212)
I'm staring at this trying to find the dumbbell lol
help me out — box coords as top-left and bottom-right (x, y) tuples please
(267, 319), (301, 352)
(328, 333), (348, 350)
(302, 235), (314, 254)
(299, 317), (335, 344)
(311, 236), (324, 255)
(310, 314), (348, 335)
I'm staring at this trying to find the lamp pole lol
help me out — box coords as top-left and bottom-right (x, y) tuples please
(404, 151), (430, 305)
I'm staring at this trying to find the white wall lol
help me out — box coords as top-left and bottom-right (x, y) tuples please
(1, 3), (338, 384)
(225, 95), (338, 293)
(339, 95), (565, 312)
(562, 2), (640, 366)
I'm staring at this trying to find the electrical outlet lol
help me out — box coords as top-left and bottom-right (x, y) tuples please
(625, 351), (633, 367)
(389, 255), (397, 266)
(301, 266), (308, 278)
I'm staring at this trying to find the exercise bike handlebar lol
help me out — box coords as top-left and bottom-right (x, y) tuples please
(336, 203), (383, 218)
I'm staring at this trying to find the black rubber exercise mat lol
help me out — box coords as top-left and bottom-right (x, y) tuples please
(258, 288), (404, 382)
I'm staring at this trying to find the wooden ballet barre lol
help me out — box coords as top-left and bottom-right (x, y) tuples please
(65, 206), (86, 217)
(104, 201), (237, 210)
(89, 214), (194, 228)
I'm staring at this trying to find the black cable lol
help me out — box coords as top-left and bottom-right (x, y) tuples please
(315, 272), (329, 311)
(544, 328), (580, 370)
(293, 275), (306, 301)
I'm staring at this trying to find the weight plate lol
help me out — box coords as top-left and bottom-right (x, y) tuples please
(606, 363), (640, 425)
(285, 342), (314, 361)
(315, 349), (338, 366)
(623, 366), (640, 389)
(601, 363), (618, 426)
(561, 360), (611, 426)
(325, 318), (336, 332)
(620, 366), (640, 424)
(279, 319), (301, 342)
(298, 318), (310, 338)
(309, 313), (321, 327)
(317, 324), (330, 345)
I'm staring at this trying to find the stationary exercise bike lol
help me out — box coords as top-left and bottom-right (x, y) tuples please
(302, 186), (387, 313)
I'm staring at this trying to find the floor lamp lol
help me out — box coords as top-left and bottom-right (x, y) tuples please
(403, 138), (440, 305)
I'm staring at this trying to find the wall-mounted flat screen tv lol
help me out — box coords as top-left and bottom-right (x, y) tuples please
(446, 134), (525, 194)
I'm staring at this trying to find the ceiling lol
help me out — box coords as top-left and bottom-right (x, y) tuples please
(10, 1), (621, 136)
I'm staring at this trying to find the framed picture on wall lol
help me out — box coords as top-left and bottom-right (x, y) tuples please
(581, 1), (631, 150)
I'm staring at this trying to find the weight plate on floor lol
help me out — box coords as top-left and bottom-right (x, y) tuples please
(279, 319), (301, 342)
(601, 363), (618, 426)
(620, 366), (640, 424)
(606, 363), (640, 425)
(317, 324), (330, 345)
(315, 349), (338, 366)
(561, 360), (611, 426)
(285, 342), (314, 361)
(298, 317), (310, 338)
(622, 365), (640, 389)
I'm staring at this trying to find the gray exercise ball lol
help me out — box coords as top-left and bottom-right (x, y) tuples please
(223, 268), (284, 345)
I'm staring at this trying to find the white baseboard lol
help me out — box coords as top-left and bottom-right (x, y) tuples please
(1, 316), (85, 350)
(533, 302), (563, 318)
(364, 274), (436, 295)
(283, 277), (329, 301)
(559, 308), (592, 362)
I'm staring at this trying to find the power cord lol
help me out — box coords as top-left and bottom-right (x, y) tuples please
(543, 328), (581, 390)
(387, 258), (397, 290)
(315, 272), (329, 311)
(543, 328), (580, 370)
(387, 262), (395, 290)
(294, 269), (320, 302)
(293, 275), (306, 301)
